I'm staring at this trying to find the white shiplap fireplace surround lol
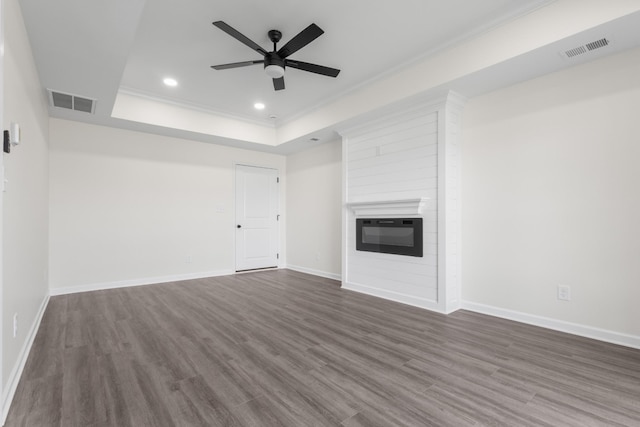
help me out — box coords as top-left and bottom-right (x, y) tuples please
(340, 91), (465, 314)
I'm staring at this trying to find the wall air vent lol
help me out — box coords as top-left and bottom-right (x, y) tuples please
(562, 38), (610, 59)
(585, 38), (609, 51)
(47, 89), (96, 114)
(564, 46), (587, 58)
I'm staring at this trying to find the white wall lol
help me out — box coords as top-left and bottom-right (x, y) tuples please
(286, 138), (342, 279)
(49, 119), (286, 293)
(462, 46), (640, 340)
(2, 0), (50, 411)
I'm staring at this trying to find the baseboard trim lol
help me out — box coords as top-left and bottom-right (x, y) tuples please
(50, 270), (235, 296)
(2, 294), (50, 425)
(342, 281), (441, 312)
(285, 265), (341, 281)
(462, 300), (640, 350)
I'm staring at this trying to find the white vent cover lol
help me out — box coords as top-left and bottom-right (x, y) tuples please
(47, 89), (96, 114)
(562, 38), (610, 59)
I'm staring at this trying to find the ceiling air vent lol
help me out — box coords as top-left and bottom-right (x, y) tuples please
(47, 90), (96, 114)
(562, 38), (610, 59)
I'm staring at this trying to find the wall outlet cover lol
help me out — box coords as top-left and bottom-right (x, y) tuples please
(558, 285), (571, 301)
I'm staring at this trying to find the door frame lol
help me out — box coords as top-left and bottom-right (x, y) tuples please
(233, 162), (281, 272)
(1, 0), (6, 408)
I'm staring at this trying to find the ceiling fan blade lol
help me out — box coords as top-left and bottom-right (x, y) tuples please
(212, 21), (268, 56)
(277, 23), (324, 58)
(286, 60), (340, 77)
(273, 77), (285, 91)
(211, 60), (264, 70)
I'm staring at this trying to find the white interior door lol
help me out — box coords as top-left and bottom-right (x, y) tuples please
(235, 165), (279, 271)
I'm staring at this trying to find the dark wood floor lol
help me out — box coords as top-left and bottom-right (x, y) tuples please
(5, 269), (640, 426)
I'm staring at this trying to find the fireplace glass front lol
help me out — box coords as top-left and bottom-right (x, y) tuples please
(356, 218), (423, 257)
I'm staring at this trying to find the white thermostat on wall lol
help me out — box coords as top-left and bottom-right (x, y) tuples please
(10, 122), (20, 145)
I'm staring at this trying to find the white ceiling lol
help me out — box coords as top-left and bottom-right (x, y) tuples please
(119, 0), (546, 122)
(16, 0), (640, 153)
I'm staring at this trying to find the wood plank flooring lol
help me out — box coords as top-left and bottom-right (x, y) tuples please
(5, 269), (640, 426)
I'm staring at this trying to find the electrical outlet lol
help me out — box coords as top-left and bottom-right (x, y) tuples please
(186, 255), (193, 264)
(558, 285), (571, 301)
(13, 313), (18, 338)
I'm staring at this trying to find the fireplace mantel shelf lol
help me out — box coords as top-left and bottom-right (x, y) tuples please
(347, 198), (430, 217)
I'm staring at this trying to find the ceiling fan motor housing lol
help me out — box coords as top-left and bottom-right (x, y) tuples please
(266, 30), (285, 77)
(264, 54), (285, 78)
(265, 54), (285, 69)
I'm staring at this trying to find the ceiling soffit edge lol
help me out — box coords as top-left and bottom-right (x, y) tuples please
(275, 0), (555, 128)
(116, 87), (277, 130)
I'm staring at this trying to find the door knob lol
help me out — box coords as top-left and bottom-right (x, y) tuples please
(237, 225), (242, 228)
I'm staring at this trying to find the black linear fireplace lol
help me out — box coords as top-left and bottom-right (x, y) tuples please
(356, 218), (423, 257)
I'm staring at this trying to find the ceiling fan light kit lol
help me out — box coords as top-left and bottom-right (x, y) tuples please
(264, 65), (285, 79)
(211, 21), (340, 91)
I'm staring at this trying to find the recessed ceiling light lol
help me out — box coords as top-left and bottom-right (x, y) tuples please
(163, 77), (178, 87)
(254, 102), (265, 110)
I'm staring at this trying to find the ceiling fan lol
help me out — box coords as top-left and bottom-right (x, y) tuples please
(210, 21), (340, 91)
